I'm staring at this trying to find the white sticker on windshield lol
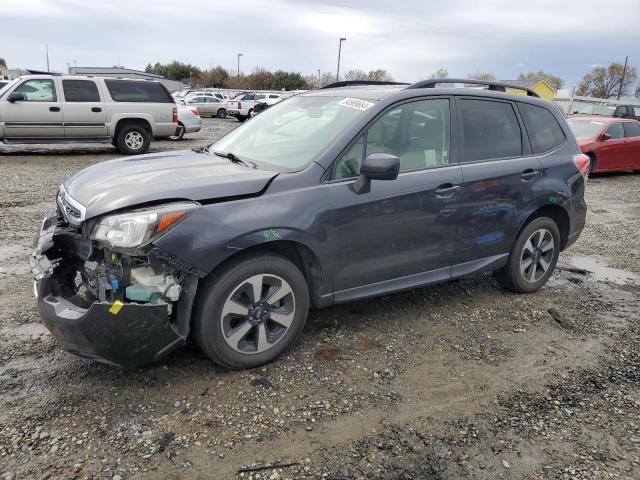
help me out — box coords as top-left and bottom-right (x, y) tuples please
(338, 97), (375, 111)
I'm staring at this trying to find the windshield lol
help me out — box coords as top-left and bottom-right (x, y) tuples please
(577, 104), (616, 116)
(567, 119), (605, 139)
(210, 95), (374, 170)
(0, 78), (19, 99)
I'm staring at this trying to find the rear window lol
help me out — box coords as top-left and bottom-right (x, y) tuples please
(518, 102), (565, 154)
(105, 80), (173, 103)
(460, 99), (522, 161)
(63, 79), (100, 102)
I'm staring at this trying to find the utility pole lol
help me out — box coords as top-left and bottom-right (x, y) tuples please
(237, 53), (243, 89)
(617, 56), (628, 100)
(317, 69), (321, 89)
(46, 44), (50, 72)
(336, 37), (346, 83)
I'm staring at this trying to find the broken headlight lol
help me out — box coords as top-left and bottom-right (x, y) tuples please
(91, 202), (198, 248)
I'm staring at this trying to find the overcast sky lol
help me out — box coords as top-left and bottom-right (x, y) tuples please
(2, 0), (639, 88)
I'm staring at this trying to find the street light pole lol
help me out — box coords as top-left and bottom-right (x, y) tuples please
(617, 55), (628, 100)
(317, 69), (321, 89)
(336, 37), (346, 83)
(237, 53), (243, 89)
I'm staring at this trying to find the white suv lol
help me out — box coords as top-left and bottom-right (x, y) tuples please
(0, 75), (179, 154)
(226, 92), (284, 121)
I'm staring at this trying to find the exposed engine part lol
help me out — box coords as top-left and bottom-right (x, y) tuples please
(126, 267), (181, 303)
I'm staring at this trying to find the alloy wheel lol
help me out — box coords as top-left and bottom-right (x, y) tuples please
(519, 228), (555, 283)
(220, 274), (295, 354)
(124, 131), (144, 150)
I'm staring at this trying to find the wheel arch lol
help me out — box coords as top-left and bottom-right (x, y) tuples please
(113, 117), (153, 137)
(517, 204), (571, 250)
(201, 240), (326, 309)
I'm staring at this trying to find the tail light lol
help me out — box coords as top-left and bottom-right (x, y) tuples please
(172, 107), (178, 123)
(190, 108), (199, 116)
(237, 101), (242, 109)
(573, 153), (590, 180)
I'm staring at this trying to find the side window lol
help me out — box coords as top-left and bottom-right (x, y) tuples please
(105, 80), (173, 103)
(460, 99), (522, 161)
(606, 122), (625, 139)
(13, 79), (57, 102)
(62, 80), (100, 102)
(256, 94), (266, 100)
(518, 102), (565, 153)
(623, 122), (640, 138)
(334, 98), (451, 179)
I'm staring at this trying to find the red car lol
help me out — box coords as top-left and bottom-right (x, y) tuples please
(567, 116), (640, 174)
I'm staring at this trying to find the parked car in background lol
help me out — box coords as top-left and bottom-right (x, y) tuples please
(184, 91), (228, 103)
(186, 96), (227, 118)
(32, 79), (587, 369)
(567, 116), (640, 174)
(166, 105), (202, 140)
(0, 75), (178, 154)
(226, 92), (284, 121)
(573, 103), (640, 121)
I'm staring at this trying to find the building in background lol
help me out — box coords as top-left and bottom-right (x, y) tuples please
(501, 78), (556, 100)
(68, 66), (184, 92)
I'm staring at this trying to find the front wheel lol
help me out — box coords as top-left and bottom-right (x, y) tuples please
(217, 108), (227, 119)
(193, 254), (309, 369)
(496, 217), (560, 293)
(168, 122), (185, 141)
(236, 115), (247, 122)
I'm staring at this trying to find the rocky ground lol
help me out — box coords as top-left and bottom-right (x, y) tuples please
(0, 119), (638, 479)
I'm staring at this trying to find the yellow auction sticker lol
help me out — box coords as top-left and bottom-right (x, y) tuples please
(108, 300), (124, 315)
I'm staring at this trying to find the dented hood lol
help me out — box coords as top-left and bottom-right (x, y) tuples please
(63, 149), (278, 220)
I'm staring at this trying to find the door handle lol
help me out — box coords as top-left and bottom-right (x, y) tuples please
(91, 107), (102, 112)
(49, 106), (60, 112)
(435, 183), (461, 199)
(520, 169), (538, 181)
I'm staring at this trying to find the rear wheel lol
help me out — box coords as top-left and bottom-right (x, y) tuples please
(193, 254), (309, 369)
(496, 217), (560, 293)
(217, 108), (227, 119)
(115, 124), (150, 155)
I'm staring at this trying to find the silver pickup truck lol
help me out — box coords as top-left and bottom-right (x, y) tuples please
(0, 75), (179, 154)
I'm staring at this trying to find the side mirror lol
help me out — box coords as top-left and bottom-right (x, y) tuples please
(352, 153), (400, 194)
(7, 92), (25, 103)
(600, 132), (612, 141)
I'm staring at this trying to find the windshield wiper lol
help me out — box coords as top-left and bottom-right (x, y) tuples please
(211, 150), (257, 169)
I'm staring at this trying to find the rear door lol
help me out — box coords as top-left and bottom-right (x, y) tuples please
(454, 97), (547, 270)
(61, 79), (107, 137)
(1, 78), (63, 138)
(598, 122), (626, 171)
(622, 121), (640, 169)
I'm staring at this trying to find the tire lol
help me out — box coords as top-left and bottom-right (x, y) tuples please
(248, 109), (254, 118)
(193, 253), (309, 370)
(236, 115), (247, 123)
(115, 124), (151, 155)
(587, 153), (597, 176)
(168, 122), (185, 141)
(496, 217), (561, 293)
(217, 108), (227, 119)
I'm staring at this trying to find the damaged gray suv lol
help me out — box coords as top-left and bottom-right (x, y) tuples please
(32, 79), (588, 369)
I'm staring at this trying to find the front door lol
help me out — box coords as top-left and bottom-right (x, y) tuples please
(1, 78), (63, 138)
(61, 79), (107, 137)
(322, 97), (462, 298)
(598, 122), (627, 170)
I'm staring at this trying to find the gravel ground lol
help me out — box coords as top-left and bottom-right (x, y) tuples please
(0, 119), (639, 480)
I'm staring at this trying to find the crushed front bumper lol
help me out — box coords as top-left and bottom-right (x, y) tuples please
(31, 212), (189, 368)
(37, 277), (183, 367)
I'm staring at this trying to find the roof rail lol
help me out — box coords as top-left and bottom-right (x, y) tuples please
(322, 80), (410, 89)
(24, 69), (61, 76)
(407, 78), (540, 97)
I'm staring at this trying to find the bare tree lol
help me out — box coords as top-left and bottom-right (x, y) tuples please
(467, 72), (497, 81)
(518, 70), (564, 90)
(344, 69), (369, 81)
(429, 68), (449, 87)
(576, 63), (637, 98)
(368, 69), (394, 81)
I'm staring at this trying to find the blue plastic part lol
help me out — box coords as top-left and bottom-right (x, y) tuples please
(110, 278), (119, 291)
